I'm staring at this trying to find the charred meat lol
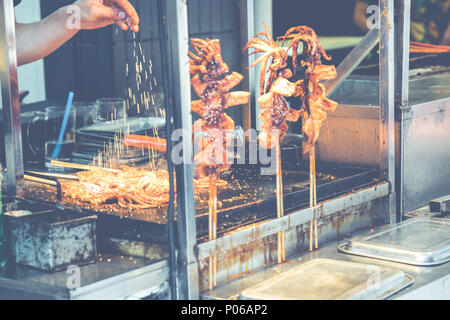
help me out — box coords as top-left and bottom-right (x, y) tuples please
(189, 38), (250, 177)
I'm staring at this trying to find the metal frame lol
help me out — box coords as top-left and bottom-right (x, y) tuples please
(156, 0), (177, 300)
(394, 0), (410, 222)
(394, 0), (411, 108)
(399, 95), (450, 213)
(192, 0), (398, 292)
(393, 0), (408, 221)
(318, 1), (450, 216)
(324, 27), (379, 97)
(253, 0), (273, 131)
(0, 0), (415, 299)
(202, 219), (450, 300)
(379, 0), (397, 224)
(166, 0), (199, 300)
(393, 0), (450, 215)
(0, 0), (24, 196)
(239, 0), (255, 132)
(0, 258), (169, 300)
(197, 183), (390, 260)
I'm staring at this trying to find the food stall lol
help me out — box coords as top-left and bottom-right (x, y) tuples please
(0, 0), (449, 300)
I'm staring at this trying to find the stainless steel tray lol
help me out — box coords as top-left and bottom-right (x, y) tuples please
(339, 218), (450, 266)
(239, 259), (414, 300)
(79, 116), (166, 134)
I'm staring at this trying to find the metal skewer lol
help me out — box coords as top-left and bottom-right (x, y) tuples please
(24, 174), (58, 187)
(25, 171), (78, 181)
(276, 141), (285, 263)
(49, 160), (120, 173)
(208, 172), (218, 289)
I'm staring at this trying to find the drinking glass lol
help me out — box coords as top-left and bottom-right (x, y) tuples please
(21, 110), (46, 169)
(72, 101), (99, 129)
(96, 97), (127, 122)
(44, 106), (76, 170)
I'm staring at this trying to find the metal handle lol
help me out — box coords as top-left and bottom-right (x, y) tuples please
(123, 135), (167, 153)
(26, 112), (45, 156)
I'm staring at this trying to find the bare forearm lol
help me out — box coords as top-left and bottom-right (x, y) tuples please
(16, 6), (78, 66)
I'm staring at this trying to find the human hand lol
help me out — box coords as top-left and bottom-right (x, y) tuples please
(71, 0), (139, 32)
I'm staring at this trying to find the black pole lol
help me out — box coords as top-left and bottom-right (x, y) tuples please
(157, 0), (177, 300)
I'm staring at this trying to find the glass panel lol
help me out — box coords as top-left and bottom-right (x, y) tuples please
(15, 1), (171, 280)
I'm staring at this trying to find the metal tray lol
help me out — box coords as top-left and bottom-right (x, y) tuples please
(5, 209), (98, 272)
(21, 163), (378, 244)
(78, 117), (165, 137)
(338, 218), (450, 266)
(239, 258), (414, 300)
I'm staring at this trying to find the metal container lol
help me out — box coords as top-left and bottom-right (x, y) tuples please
(5, 209), (97, 272)
(430, 195), (450, 216)
(338, 218), (450, 266)
(239, 258), (414, 300)
(323, 73), (450, 214)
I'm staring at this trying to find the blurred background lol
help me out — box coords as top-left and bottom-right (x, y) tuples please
(14, 0), (369, 107)
(0, 0), (379, 169)
(9, 0), (441, 169)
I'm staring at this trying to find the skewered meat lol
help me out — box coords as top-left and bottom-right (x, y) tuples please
(62, 167), (172, 208)
(244, 23), (301, 149)
(409, 41), (450, 53)
(123, 135), (167, 153)
(189, 38), (250, 177)
(283, 26), (338, 153)
(283, 26), (332, 73)
(61, 166), (228, 209)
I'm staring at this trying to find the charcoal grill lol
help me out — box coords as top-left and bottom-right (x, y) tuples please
(20, 155), (379, 244)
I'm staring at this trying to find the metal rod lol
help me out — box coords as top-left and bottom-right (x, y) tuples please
(394, 0), (411, 223)
(167, 0), (199, 300)
(379, 0), (397, 224)
(239, 0), (256, 132)
(25, 171), (78, 181)
(253, 0), (273, 131)
(157, 0), (177, 300)
(324, 27), (379, 97)
(394, 0), (411, 107)
(24, 175), (57, 187)
(275, 142), (285, 263)
(312, 146), (318, 249)
(0, 0), (24, 196)
(49, 160), (119, 173)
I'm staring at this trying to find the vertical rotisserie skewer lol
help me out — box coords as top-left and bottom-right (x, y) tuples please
(245, 23), (301, 263)
(283, 26), (339, 251)
(189, 38), (250, 289)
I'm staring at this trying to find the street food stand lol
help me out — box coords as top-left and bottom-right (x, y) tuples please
(0, 0), (448, 300)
